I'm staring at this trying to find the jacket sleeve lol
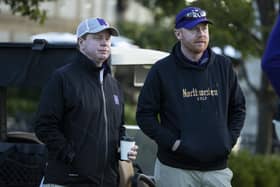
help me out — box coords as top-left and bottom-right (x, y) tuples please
(34, 71), (75, 164)
(261, 14), (280, 96)
(228, 63), (246, 146)
(136, 65), (177, 149)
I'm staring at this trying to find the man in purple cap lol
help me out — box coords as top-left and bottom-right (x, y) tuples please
(34, 17), (138, 187)
(136, 6), (246, 187)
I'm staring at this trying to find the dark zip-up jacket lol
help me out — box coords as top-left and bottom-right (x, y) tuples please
(35, 51), (125, 186)
(136, 43), (246, 171)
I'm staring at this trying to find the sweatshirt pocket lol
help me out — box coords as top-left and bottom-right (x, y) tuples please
(175, 141), (199, 161)
(175, 129), (232, 163)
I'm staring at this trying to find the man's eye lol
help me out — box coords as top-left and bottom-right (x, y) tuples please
(93, 36), (103, 40)
(92, 36), (110, 40)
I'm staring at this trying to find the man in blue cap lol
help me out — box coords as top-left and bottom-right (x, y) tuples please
(136, 6), (246, 187)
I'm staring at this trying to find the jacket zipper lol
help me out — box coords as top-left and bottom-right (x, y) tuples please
(100, 68), (108, 186)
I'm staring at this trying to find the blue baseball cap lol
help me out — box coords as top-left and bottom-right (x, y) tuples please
(175, 7), (213, 29)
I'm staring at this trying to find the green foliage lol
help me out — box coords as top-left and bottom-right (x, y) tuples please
(135, 0), (185, 22)
(229, 151), (280, 187)
(7, 88), (40, 115)
(1, 0), (56, 24)
(7, 97), (38, 116)
(124, 102), (137, 125)
(118, 21), (176, 52)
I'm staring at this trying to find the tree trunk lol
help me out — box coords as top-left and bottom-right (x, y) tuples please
(256, 74), (276, 153)
(116, 0), (129, 23)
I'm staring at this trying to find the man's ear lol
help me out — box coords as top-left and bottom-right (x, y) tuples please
(77, 37), (85, 50)
(174, 29), (181, 40)
(78, 37), (83, 46)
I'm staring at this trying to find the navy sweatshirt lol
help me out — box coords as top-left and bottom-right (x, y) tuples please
(262, 14), (280, 97)
(136, 43), (246, 170)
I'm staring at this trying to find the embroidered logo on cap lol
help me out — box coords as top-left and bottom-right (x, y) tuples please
(97, 18), (108, 26)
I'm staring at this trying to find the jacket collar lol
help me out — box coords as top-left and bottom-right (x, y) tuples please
(76, 50), (112, 75)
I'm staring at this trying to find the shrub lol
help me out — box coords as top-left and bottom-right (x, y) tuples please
(229, 151), (280, 187)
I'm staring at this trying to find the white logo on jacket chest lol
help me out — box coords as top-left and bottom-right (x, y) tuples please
(113, 94), (120, 105)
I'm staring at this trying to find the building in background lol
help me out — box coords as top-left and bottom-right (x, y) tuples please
(0, 0), (153, 42)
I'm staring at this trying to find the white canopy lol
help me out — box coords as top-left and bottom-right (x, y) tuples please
(111, 47), (169, 65)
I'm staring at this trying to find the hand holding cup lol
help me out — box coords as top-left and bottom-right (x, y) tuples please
(120, 136), (138, 161)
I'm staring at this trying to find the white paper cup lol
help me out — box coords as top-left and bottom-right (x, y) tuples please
(120, 136), (135, 161)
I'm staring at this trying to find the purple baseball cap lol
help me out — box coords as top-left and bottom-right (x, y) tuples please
(76, 17), (119, 38)
(175, 7), (213, 29)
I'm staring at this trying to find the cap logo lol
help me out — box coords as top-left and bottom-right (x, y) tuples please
(185, 9), (206, 19)
(97, 18), (108, 26)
